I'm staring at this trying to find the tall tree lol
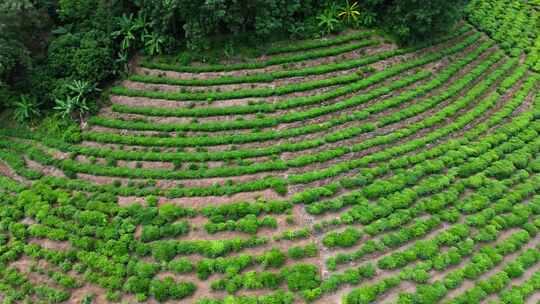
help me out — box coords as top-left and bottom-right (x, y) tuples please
(366, 0), (467, 44)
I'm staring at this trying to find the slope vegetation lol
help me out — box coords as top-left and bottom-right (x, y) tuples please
(0, 24), (540, 304)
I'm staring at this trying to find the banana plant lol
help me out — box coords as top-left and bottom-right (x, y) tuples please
(54, 80), (99, 121)
(112, 13), (148, 52)
(317, 4), (340, 35)
(143, 32), (165, 56)
(68, 80), (99, 99)
(338, 0), (361, 26)
(54, 95), (79, 119)
(114, 50), (129, 74)
(12, 94), (39, 123)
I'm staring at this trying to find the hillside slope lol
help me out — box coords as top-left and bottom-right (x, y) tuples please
(0, 23), (540, 304)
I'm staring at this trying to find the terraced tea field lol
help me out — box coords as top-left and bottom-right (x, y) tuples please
(1, 17), (540, 304)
